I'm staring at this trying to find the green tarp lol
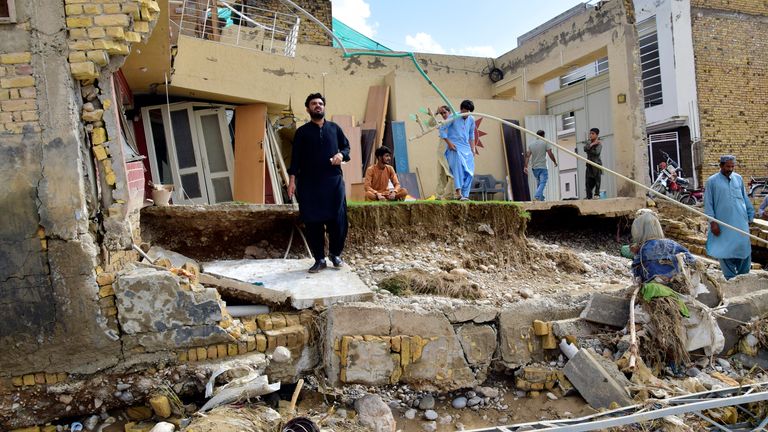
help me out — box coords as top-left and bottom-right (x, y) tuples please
(332, 18), (391, 51)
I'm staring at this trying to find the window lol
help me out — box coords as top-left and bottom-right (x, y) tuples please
(638, 17), (663, 108)
(0, 1), (17, 24)
(559, 57), (609, 88)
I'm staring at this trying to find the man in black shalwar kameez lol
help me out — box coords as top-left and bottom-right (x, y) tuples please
(288, 93), (351, 273)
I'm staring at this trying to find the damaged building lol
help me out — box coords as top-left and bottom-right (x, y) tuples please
(2, 0), (768, 430)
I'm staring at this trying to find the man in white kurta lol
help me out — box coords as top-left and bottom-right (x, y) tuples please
(704, 155), (754, 280)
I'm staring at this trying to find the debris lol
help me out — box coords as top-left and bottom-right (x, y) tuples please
(149, 395), (172, 418)
(580, 293), (630, 328)
(563, 348), (633, 409)
(200, 374), (280, 413)
(149, 422), (175, 432)
(271, 346), (292, 363)
(378, 269), (483, 299)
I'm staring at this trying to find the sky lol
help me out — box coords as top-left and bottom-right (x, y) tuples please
(330, 0), (589, 58)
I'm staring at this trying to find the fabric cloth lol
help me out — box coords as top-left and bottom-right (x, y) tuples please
(719, 257), (751, 280)
(364, 164), (407, 199)
(288, 120), (350, 259)
(704, 171), (754, 260)
(641, 282), (690, 318)
(305, 219), (347, 261)
(440, 115), (475, 198)
(632, 239), (696, 283)
(527, 139), (550, 170)
(584, 140), (602, 199)
(759, 195), (768, 218)
(436, 138), (454, 199)
(532, 168), (548, 201)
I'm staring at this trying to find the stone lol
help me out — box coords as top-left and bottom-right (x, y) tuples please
(551, 318), (599, 339)
(441, 304), (498, 323)
(424, 409), (438, 420)
(686, 367), (701, 377)
(149, 423), (175, 432)
(418, 395), (435, 410)
(546, 392), (558, 400)
(717, 289), (768, 353)
(579, 293), (630, 328)
(456, 324), (497, 366)
(354, 394), (396, 432)
(564, 349), (632, 409)
(114, 267), (223, 335)
(475, 386), (499, 398)
(499, 298), (582, 367)
(452, 397), (467, 409)
(126, 406), (153, 421)
(404, 408), (417, 419)
(422, 421), (437, 432)
(343, 338), (397, 386)
(467, 396), (482, 407)
(731, 352), (768, 370)
(271, 346), (291, 363)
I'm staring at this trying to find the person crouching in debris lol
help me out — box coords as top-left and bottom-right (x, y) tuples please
(288, 93), (350, 273)
(630, 209), (696, 284)
(364, 147), (408, 201)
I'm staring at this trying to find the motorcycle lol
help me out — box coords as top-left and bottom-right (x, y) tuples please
(649, 151), (699, 205)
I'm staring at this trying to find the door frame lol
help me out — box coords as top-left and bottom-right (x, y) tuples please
(193, 108), (236, 203)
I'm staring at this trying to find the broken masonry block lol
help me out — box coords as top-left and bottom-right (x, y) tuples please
(187, 348), (197, 362)
(256, 314), (273, 330)
(563, 348), (632, 409)
(207, 345), (218, 360)
(580, 293), (630, 328)
(532, 320), (549, 336)
(227, 343), (238, 356)
(256, 334), (267, 352)
(217, 344), (227, 358)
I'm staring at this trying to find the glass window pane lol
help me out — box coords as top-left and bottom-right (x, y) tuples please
(212, 177), (233, 203)
(148, 109), (173, 184)
(171, 110), (196, 169)
(180, 173), (202, 199)
(200, 114), (229, 173)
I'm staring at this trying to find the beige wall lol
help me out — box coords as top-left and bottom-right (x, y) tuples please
(493, 0), (648, 195)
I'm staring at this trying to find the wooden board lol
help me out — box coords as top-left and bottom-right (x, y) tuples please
(501, 119), (530, 202)
(362, 85), (390, 166)
(361, 129), (376, 174)
(332, 115), (362, 199)
(350, 182), (366, 201)
(234, 104), (266, 203)
(398, 172), (421, 199)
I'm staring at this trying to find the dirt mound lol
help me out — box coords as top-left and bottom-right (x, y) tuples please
(378, 269), (484, 299)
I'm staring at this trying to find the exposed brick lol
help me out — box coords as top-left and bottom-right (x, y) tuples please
(21, 110), (38, 122)
(94, 14), (130, 27)
(68, 40), (94, 50)
(87, 27), (107, 39)
(134, 21), (149, 33)
(8, 89), (20, 99)
(0, 52), (32, 64)
(70, 61), (98, 80)
(82, 4), (102, 14)
(1, 99), (36, 111)
(64, 4), (83, 15)
(106, 27), (125, 40)
(68, 28), (88, 39)
(125, 31), (142, 43)
(68, 51), (88, 63)
(86, 50), (109, 67)
(66, 16), (93, 28)
(0, 90), (9, 101)
(103, 4), (122, 14)
(18, 87), (35, 99)
(1, 76), (34, 88)
(15, 64), (34, 75)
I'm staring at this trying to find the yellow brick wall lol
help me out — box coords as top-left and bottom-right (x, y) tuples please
(257, 0), (333, 46)
(0, 52), (39, 134)
(692, 2), (768, 180)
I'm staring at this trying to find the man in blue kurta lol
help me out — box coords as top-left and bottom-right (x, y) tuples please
(704, 155), (754, 279)
(288, 93), (351, 273)
(440, 100), (476, 200)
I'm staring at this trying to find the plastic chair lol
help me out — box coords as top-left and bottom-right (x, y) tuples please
(482, 174), (507, 201)
(469, 178), (486, 200)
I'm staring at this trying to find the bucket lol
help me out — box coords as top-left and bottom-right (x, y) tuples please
(151, 185), (174, 206)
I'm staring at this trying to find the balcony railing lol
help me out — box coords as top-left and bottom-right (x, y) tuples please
(171, 0), (300, 57)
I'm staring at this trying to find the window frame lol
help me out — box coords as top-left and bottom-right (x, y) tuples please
(0, 0), (17, 24)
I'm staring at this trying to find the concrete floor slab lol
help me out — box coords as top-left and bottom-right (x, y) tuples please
(202, 259), (373, 310)
(520, 197), (646, 217)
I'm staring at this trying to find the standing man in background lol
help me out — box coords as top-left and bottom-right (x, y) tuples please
(524, 130), (557, 201)
(583, 127), (603, 199)
(442, 100), (476, 201)
(288, 93), (350, 273)
(704, 155), (754, 280)
(435, 106), (455, 200)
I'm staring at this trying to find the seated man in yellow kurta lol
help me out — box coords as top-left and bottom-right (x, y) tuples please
(364, 146), (408, 201)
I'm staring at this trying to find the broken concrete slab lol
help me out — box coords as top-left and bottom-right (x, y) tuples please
(122, 325), (233, 352)
(580, 293), (630, 328)
(114, 267), (223, 335)
(202, 259), (372, 310)
(146, 246), (198, 269)
(344, 338), (398, 385)
(718, 289), (768, 353)
(199, 272), (289, 305)
(564, 348), (633, 409)
(498, 298), (583, 367)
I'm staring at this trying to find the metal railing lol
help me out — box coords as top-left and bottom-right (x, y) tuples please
(171, 0), (300, 57)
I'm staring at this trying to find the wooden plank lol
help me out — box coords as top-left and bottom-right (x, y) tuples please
(350, 182), (365, 201)
(333, 115), (362, 199)
(234, 104), (266, 203)
(360, 129), (376, 174)
(390, 121), (409, 173)
(362, 85), (390, 166)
